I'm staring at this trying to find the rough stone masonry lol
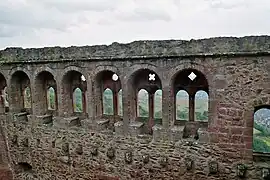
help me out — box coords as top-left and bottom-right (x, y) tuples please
(0, 36), (269, 179)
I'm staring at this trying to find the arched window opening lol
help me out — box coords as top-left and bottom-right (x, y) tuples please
(137, 89), (149, 118)
(154, 89), (162, 119)
(253, 107), (270, 153)
(172, 69), (208, 123)
(194, 90), (208, 121)
(23, 87), (31, 109)
(176, 90), (189, 120)
(47, 87), (56, 110)
(103, 88), (114, 115)
(73, 88), (83, 112)
(95, 71), (121, 117)
(35, 71), (57, 115)
(118, 89), (123, 116)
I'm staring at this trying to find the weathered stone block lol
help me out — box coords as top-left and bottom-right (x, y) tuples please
(90, 146), (98, 156)
(184, 157), (193, 171)
(208, 160), (218, 174)
(169, 126), (185, 142)
(142, 154), (150, 164)
(96, 119), (109, 131)
(152, 124), (164, 142)
(124, 151), (132, 164)
(67, 117), (81, 127)
(107, 147), (115, 159)
(159, 155), (168, 167)
(197, 128), (209, 143)
(36, 114), (53, 125)
(129, 122), (144, 136)
(75, 144), (83, 155)
(237, 164), (247, 178)
(114, 121), (124, 135)
(13, 112), (28, 122)
(262, 168), (270, 180)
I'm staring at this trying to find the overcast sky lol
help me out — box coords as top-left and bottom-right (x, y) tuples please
(0, 0), (269, 49)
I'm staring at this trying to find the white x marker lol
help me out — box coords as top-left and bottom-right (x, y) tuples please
(149, 74), (155, 81)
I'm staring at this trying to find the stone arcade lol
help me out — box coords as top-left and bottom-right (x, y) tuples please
(0, 36), (270, 179)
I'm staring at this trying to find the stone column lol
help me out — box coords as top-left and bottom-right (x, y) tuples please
(31, 79), (44, 115)
(189, 94), (195, 122)
(113, 91), (118, 116)
(86, 79), (93, 119)
(162, 86), (172, 128)
(148, 93), (154, 131)
(57, 79), (69, 117)
(121, 84), (131, 134)
(93, 80), (103, 119)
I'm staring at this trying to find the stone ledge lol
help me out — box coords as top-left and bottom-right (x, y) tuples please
(129, 121), (144, 136)
(13, 112), (28, 122)
(36, 114), (53, 125)
(66, 117), (81, 127)
(96, 119), (109, 131)
(52, 116), (81, 128)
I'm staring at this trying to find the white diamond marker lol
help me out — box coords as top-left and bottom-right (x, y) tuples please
(149, 74), (155, 81)
(188, 72), (197, 81)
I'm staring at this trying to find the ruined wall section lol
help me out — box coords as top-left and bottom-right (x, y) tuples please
(1, 55), (269, 179)
(0, 36), (270, 62)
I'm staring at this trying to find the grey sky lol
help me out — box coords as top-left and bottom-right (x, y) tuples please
(0, 0), (269, 49)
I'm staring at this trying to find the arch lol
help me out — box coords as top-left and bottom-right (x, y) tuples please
(172, 68), (209, 123)
(8, 67), (32, 84)
(176, 90), (189, 120)
(93, 65), (121, 80)
(127, 67), (162, 133)
(47, 87), (56, 110)
(61, 70), (87, 115)
(195, 90), (209, 121)
(9, 70), (31, 112)
(73, 87), (83, 112)
(125, 63), (162, 84)
(60, 66), (88, 83)
(35, 70), (57, 115)
(137, 89), (149, 118)
(94, 69), (121, 118)
(103, 88), (114, 115)
(154, 89), (162, 119)
(33, 67), (56, 81)
(0, 73), (7, 113)
(169, 62), (211, 87)
(253, 105), (270, 153)
(118, 89), (123, 116)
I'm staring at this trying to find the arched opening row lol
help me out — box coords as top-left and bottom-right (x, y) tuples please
(1, 68), (210, 124)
